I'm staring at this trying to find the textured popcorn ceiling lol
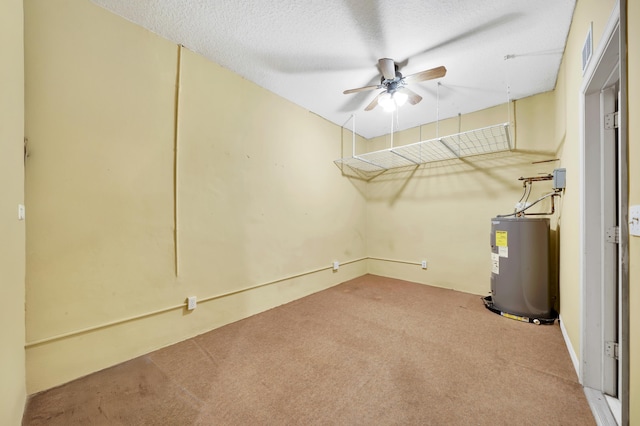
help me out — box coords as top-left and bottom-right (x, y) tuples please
(91, 0), (576, 139)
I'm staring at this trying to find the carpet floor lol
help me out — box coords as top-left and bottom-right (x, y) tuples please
(23, 274), (595, 425)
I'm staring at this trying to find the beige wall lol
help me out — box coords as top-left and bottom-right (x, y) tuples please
(364, 0), (639, 419)
(627, 1), (639, 422)
(20, 0), (638, 421)
(24, 0), (366, 393)
(365, 95), (559, 295)
(0, 0), (26, 423)
(552, 0), (618, 373)
(551, 2), (640, 420)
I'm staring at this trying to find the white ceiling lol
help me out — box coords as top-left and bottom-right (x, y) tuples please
(90, 0), (576, 139)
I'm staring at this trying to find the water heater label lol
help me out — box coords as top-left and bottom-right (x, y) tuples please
(495, 230), (508, 247)
(491, 253), (500, 274)
(499, 246), (509, 258)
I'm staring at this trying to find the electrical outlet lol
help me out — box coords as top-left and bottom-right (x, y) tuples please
(187, 296), (197, 310)
(421, 260), (427, 269)
(333, 261), (340, 271)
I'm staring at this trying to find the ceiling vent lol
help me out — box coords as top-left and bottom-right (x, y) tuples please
(582, 23), (593, 73)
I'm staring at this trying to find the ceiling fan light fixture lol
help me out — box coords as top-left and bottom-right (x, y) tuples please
(382, 103), (396, 112)
(394, 91), (408, 106)
(344, 60), (446, 114)
(378, 91), (407, 112)
(378, 92), (396, 112)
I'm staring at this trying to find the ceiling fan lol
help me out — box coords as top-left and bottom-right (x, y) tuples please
(343, 58), (446, 112)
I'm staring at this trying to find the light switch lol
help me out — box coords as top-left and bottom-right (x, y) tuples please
(630, 205), (640, 237)
(18, 204), (25, 220)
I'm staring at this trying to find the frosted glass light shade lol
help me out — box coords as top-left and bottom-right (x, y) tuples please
(378, 93), (396, 112)
(394, 91), (408, 106)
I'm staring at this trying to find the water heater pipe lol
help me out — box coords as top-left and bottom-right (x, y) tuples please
(496, 190), (561, 218)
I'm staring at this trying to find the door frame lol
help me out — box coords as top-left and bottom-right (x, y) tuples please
(579, 2), (629, 424)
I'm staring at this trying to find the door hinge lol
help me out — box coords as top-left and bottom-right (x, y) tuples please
(606, 226), (619, 243)
(604, 112), (619, 129)
(605, 341), (619, 360)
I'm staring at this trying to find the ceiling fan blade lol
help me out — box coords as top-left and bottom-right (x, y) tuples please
(399, 87), (423, 105)
(404, 65), (447, 83)
(378, 58), (396, 80)
(364, 92), (384, 111)
(343, 84), (382, 95)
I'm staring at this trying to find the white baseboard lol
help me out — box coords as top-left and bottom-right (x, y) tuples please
(558, 316), (619, 425)
(559, 314), (580, 378)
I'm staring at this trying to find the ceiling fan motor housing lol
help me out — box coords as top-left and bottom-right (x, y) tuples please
(381, 70), (403, 93)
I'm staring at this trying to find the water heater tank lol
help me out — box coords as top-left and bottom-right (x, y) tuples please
(487, 217), (556, 322)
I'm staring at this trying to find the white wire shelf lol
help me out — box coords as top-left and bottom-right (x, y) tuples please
(335, 122), (512, 179)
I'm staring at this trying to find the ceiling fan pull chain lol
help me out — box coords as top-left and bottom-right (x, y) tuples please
(436, 82), (441, 139)
(390, 110), (394, 148)
(504, 54), (513, 127)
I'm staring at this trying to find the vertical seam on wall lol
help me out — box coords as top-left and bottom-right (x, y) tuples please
(173, 45), (182, 276)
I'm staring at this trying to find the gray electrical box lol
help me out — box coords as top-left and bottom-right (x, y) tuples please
(553, 168), (566, 189)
